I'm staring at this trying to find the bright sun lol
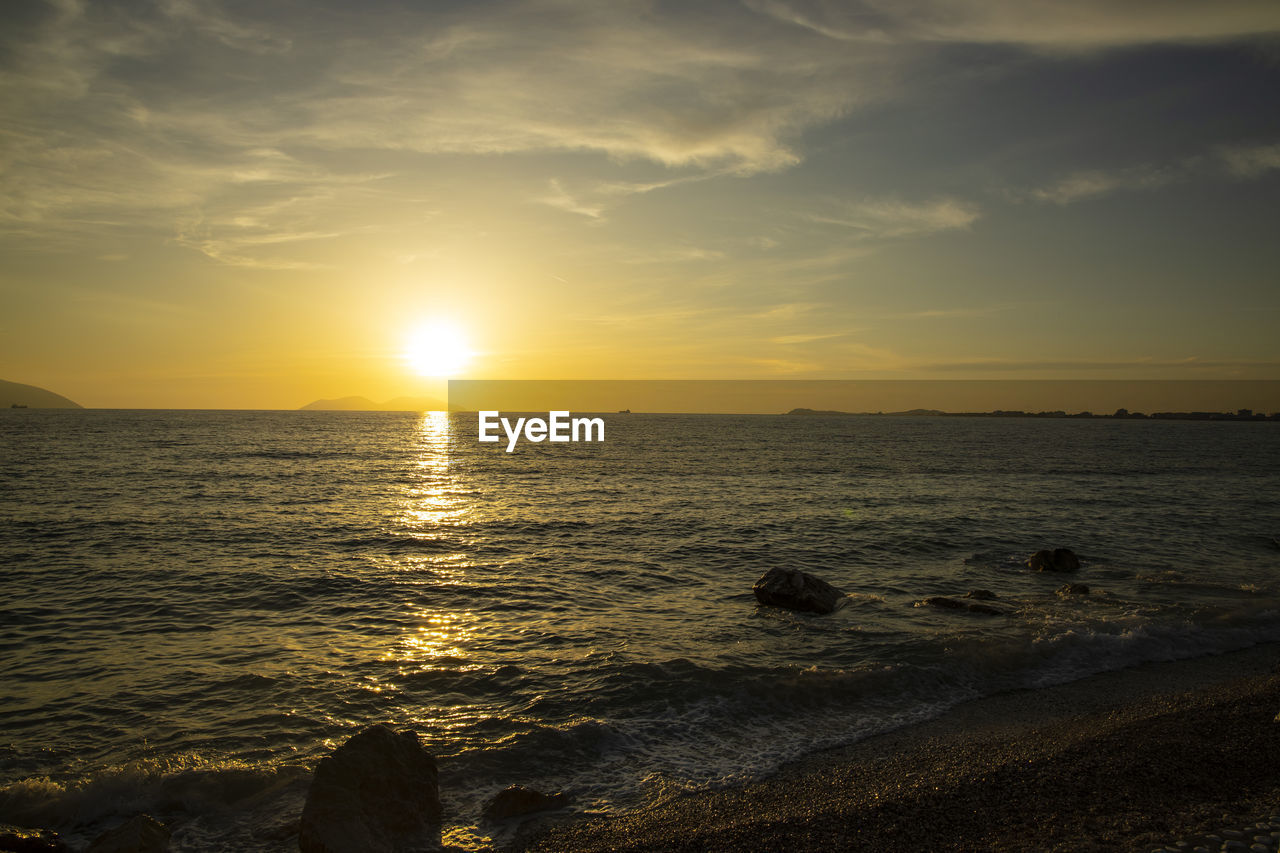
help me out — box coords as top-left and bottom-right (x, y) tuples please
(404, 322), (473, 377)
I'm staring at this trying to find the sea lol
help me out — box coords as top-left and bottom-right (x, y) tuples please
(2, 409), (1278, 850)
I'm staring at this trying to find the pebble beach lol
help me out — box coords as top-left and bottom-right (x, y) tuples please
(515, 643), (1280, 853)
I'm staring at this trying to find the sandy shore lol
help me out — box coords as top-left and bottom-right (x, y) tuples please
(514, 644), (1280, 852)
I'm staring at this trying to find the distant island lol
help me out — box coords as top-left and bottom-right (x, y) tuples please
(1, 379), (82, 409)
(785, 407), (1279, 421)
(300, 395), (447, 412)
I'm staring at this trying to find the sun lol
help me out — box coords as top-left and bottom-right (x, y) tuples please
(404, 322), (473, 377)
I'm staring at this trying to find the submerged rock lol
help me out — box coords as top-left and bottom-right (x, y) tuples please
(913, 597), (1006, 616)
(964, 589), (998, 600)
(1057, 583), (1091, 596)
(0, 824), (70, 853)
(916, 596), (964, 610)
(299, 724), (441, 853)
(86, 815), (169, 853)
(753, 568), (847, 614)
(1026, 548), (1080, 572)
(482, 785), (568, 821)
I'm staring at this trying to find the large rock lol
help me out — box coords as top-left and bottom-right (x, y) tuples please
(1026, 548), (1080, 572)
(0, 824), (70, 853)
(482, 785), (568, 821)
(86, 815), (169, 853)
(753, 568), (847, 614)
(299, 725), (441, 853)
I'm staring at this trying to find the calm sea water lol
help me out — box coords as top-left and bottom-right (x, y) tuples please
(2, 410), (1278, 849)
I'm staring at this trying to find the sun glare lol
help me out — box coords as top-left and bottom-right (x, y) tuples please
(405, 322), (473, 377)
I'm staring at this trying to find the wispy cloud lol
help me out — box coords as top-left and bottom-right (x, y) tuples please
(535, 179), (606, 221)
(0, 0), (1276, 272)
(918, 357), (1280, 372)
(532, 172), (719, 221)
(747, 0), (1280, 49)
(0, 0), (897, 256)
(1023, 167), (1177, 205)
(1018, 139), (1280, 205)
(1219, 142), (1280, 178)
(806, 197), (981, 238)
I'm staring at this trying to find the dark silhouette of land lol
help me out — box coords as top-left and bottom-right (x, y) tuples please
(785, 407), (1279, 421)
(0, 379), (82, 409)
(300, 395), (447, 412)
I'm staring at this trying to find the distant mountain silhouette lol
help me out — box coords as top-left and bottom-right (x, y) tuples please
(1, 379), (82, 409)
(300, 395), (447, 412)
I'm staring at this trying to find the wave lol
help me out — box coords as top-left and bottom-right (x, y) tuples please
(0, 756), (311, 850)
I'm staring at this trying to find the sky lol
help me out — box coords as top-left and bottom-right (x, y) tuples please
(1, 0), (1279, 409)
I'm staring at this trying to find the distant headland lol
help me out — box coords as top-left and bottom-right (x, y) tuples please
(300, 395), (447, 412)
(785, 407), (1279, 421)
(0, 379), (82, 409)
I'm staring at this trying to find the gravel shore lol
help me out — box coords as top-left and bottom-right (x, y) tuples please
(515, 644), (1280, 853)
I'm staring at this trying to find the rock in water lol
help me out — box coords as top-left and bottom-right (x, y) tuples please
(1026, 548), (1080, 572)
(86, 815), (169, 853)
(299, 725), (441, 853)
(753, 568), (847, 614)
(0, 824), (70, 853)
(482, 786), (568, 821)
(914, 597), (1006, 616)
(1057, 583), (1091, 596)
(964, 589), (998, 600)
(915, 596), (965, 610)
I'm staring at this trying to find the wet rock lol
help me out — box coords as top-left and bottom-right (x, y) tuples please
(86, 815), (169, 853)
(1026, 548), (1080, 572)
(914, 597), (1006, 616)
(753, 568), (847, 614)
(299, 724), (441, 853)
(964, 589), (998, 600)
(0, 824), (70, 853)
(916, 596), (964, 610)
(482, 785), (568, 821)
(1057, 583), (1091, 596)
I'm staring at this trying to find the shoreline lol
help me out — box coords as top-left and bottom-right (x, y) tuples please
(513, 643), (1280, 852)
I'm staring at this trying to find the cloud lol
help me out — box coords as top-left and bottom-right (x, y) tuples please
(621, 246), (728, 264)
(0, 0), (901, 258)
(917, 357), (1280, 372)
(1019, 139), (1280, 205)
(807, 197), (981, 238)
(532, 172), (722, 222)
(535, 179), (606, 220)
(1, 0), (1276, 267)
(1219, 142), (1280, 178)
(747, 0), (1280, 49)
(1024, 167), (1176, 205)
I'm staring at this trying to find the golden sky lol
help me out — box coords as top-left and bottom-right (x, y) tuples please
(2, 0), (1279, 408)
